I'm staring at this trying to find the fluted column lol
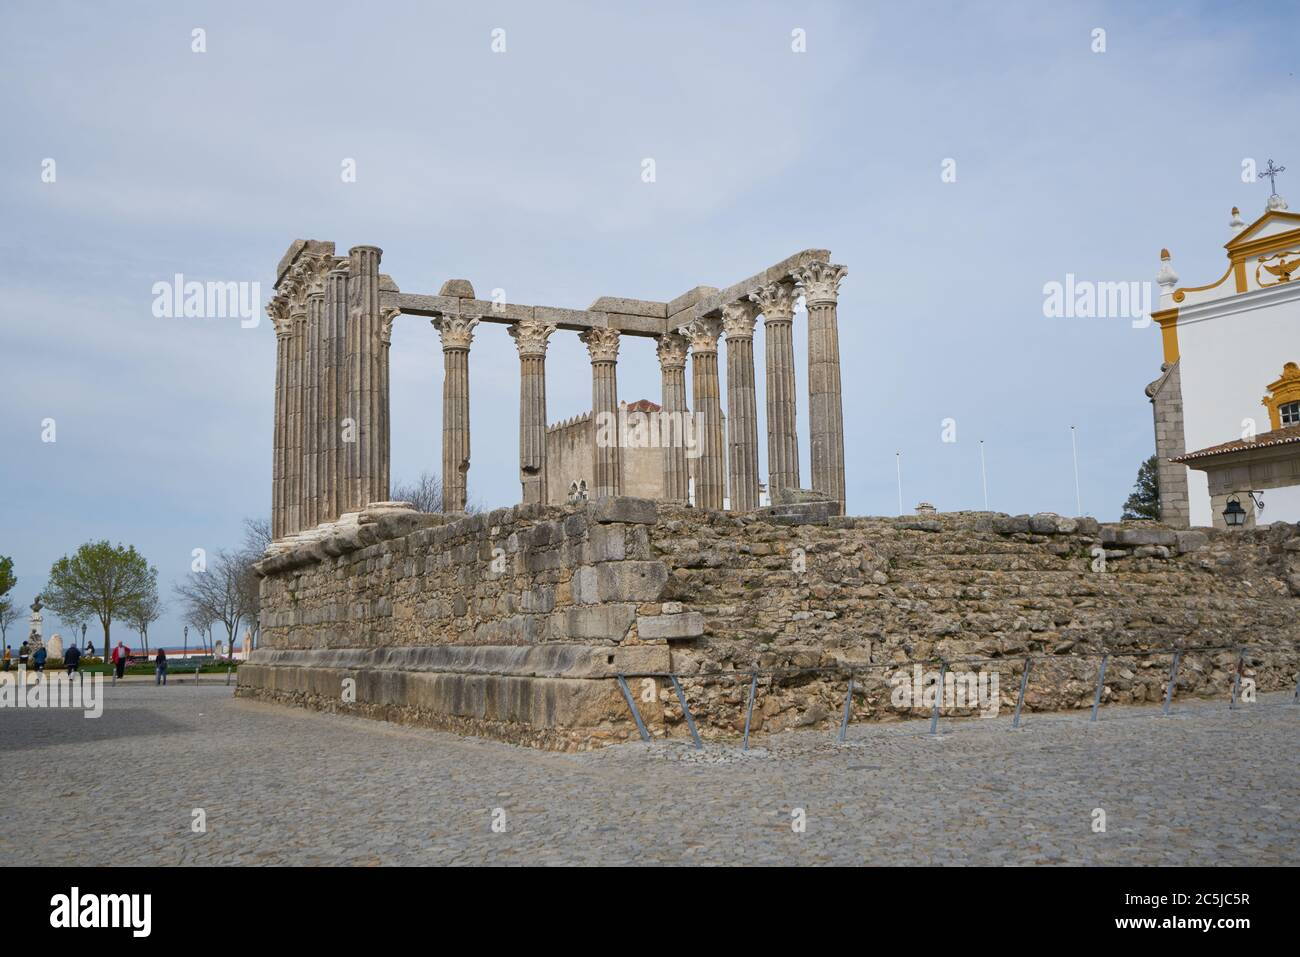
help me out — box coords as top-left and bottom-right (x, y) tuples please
(286, 303), (307, 534)
(750, 281), (801, 499)
(580, 328), (622, 498)
(379, 308), (397, 503)
(722, 301), (760, 511)
(321, 265), (349, 522)
(345, 245), (385, 510)
(509, 318), (557, 504)
(435, 316), (478, 512)
(656, 332), (690, 503)
(270, 309), (291, 539)
(682, 317), (725, 510)
(303, 289), (323, 529)
(795, 262), (848, 510)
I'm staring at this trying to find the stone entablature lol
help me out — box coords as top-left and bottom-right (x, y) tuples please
(239, 497), (1300, 750)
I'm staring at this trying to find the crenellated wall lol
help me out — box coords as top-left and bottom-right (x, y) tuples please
(237, 498), (1300, 750)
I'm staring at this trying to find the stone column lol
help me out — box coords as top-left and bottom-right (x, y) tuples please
(270, 307), (291, 539)
(345, 245), (385, 510)
(303, 288), (323, 530)
(656, 332), (690, 503)
(287, 302), (307, 534)
(722, 301), (761, 511)
(321, 265), (349, 523)
(794, 262), (848, 511)
(750, 281), (801, 499)
(580, 328), (622, 499)
(682, 317), (725, 510)
(434, 316), (478, 512)
(379, 308), (397, 505)
(509, 318), (557, 505)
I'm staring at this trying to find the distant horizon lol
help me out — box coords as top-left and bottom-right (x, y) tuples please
(3, 1), (1297, 649)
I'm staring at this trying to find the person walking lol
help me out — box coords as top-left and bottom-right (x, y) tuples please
(32, 645), (46, 674)
(2, 646), (10, 671)
(154, 648), (168, 686)
(111, 641), (128, 680)
(64, 643), (81, 676)
(86, 640), (95, 659)
(18, 640), (30, 667)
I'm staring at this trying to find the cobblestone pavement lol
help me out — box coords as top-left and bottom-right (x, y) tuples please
(2, 684), (1296, 865)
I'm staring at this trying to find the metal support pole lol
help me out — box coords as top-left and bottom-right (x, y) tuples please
(837, 674), (854, 743)
(1012, 657), (1031, 730)
(1229, 649), (1243, 710)
(1163, 651), (1181, 715)
(929, 662), (947, 736)
(1293, 670), (1299, 704)
(1090, 654), (1109, 722)
(195, 659), (200, 685)
(226, 665), (232, 687)
(743, 672), (758, 751)
(615, 674), (650, 742)
(669, 674), (703, 751)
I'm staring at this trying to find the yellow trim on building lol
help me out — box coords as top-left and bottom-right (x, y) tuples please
(1152, 307), (1179, 363)
(1262, 361), (1300, 430)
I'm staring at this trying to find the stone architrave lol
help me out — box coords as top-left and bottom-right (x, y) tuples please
(509, 319), (557, 504)
(722, 300), (760, 511)
(434, 315), (479, 512)
(579, 327), (623, 498)
(794, 262), (847, 510)
(681, 316), (725, 510)
(656, 332), (690, 503)
(750, 281), (801, 499)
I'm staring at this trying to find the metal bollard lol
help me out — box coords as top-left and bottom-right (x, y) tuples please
(742, 672), (758, 751)
(1012, 657), (1031, 730)
(226, 665), (232, 686)
(615, 674), (650, 742)
(1163, 651), (1181, 715)
(1229, 649), (1244, 710)
(195, 660), (200, 685)
(928, 662), (947, 736)
(1090, 654), (1109, 723)
(669, 675), (703, 750)
(837, 675), (855, 743)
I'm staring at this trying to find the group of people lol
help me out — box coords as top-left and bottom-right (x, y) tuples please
(1, 640), (170, 683)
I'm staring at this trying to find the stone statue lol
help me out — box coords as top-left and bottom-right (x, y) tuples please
(27, 594), (44, 653)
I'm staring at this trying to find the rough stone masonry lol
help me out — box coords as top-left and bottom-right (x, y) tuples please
(237, 497), (1300, 750)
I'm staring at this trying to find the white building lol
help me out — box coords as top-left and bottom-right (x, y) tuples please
(1147, 180), (1300, 529)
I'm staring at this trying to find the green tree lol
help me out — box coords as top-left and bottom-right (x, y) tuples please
(43, 542), (157, 650)
(0, 555), (17, 646)
(1122, 455), (1161, 521)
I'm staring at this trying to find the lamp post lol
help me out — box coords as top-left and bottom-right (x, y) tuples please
(1223, 491), (1264, 529)
(183, 625), (188, 658)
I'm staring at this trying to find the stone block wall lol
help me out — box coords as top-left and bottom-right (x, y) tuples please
(237, 498), (1300, 749)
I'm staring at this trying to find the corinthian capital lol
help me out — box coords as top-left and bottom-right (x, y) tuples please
(678, 316), (723, 354)
(579, 327), (621, 363)
(749, 281), (799, 323)
(721, 300), (759, 340)
(433, 315), (479, 351)
(793, 262), (847, 306)
(508, 318), (558, 358)
(267, 298), (292, 337)
(656, 331), (689, 370)
(380, 307), (400, 346)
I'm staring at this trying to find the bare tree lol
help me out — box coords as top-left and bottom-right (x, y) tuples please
(390, 471), (444, 513)
(126, 583), (163, 652)
(242, 517), (272, 554)
(174, 550), (246, 657)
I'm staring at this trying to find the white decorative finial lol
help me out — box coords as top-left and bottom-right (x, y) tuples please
(1267, 192), (1289, 212)
(1156, 248), (1179, 290)
(1229, 206), (1246, 235)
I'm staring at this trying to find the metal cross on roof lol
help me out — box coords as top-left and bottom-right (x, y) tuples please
(1261, 158), (1286, 195)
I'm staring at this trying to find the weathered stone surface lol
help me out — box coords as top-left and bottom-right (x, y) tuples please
(1100, 525), (1178, 547)
(637, 612), (705, 641)
(588, 496), (658, 525)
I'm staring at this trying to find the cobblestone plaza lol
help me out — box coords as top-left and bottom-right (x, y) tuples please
(3, 685), (1295, 866)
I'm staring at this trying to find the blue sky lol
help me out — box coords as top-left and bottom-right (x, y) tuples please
(2, 0), (1297, 647)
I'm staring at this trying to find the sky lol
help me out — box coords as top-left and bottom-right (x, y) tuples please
(1, 0), (1297, 649)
